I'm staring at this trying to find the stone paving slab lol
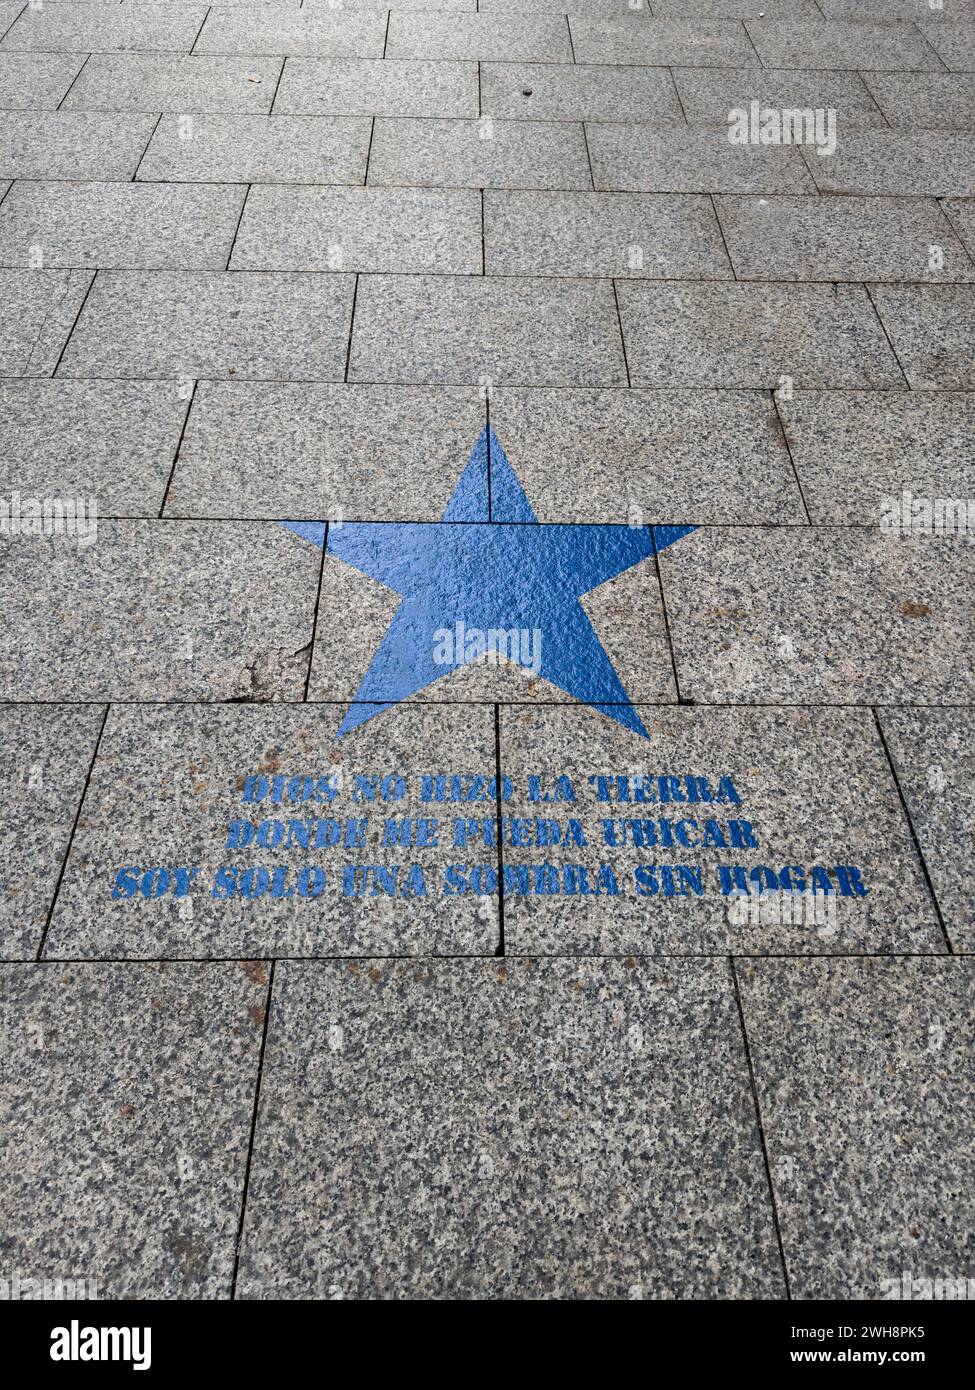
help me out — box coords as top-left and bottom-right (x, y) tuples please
(0, 268), (93, 376)
(777, 389), (975, 525)
(366, 117), (593, 191)
(45, 704), (500, 959)
(672, 65), (887, 129)
(737, 958), (974, 1300)
(805, 130), (975, 196)
(195, 7), (387, 58)
(917, 21), (975, 72)
(0, 378), (188, 514)
(0, 111), (159, 180)
(235, 957), (784, 1299)
(498, 704), (943, 956)
(616, 282), (905, 388)
(0, 181), (247, 271)
(0, 52), (86, 109)
(943, 196), (975, 255)
(871, 284), (975, 389)
(1, 2), (210, 55)
(0, 705), (105, 960)
(0, 961), (267, 1297)
(385, 14), (573, 63)
(347, 274), (629, 386)
(658, 526), (975, 705)
(862, 72), (975, 130)
(273, 58), (477, 117)
(57, 270), (356, 382)
(714, 194), (975, 282)
(165, 382), (484, 519)
(653, 0), (819, 13)
(488, 387), (804, 524)
(878, 707), (975, 954)
(480, 61), (683, 124)
(819, 0), (974, 15)
(587, 125), (817, 195)
(61, 53), (284, 113)
(569, 16), (760, 67)
(136, 113), (373, 184)
(743, 18), (945, 71)
(0, 521), (320, 702)
(230, 186), (482, 273)
(483, 191), (733, 280)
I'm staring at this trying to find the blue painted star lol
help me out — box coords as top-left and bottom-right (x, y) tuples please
(281, 428), (695, 739)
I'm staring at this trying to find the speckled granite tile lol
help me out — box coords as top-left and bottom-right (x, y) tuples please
(235, 956), (784, 1299)
(0, 270), (93, 377)
(135, 114), (372, 184)
(0, 521), (320, 701)
(616, 282), (904, 388)
(714, 194), (975, 282)
(61, 54), (284, 114)
(56, 271), (356, 382)
(743, 18), (944, 71)
(366, 118), (592, 192)
(943, 197), (975, 256)
(273, 58), (478, 118)
(478, 0), (653, 13)
(165, 382), (484, 519)
(878, 707), (975, 954)
(488, 387), (804, 524)
(484, 191), (733, 279)
(0, 52), (86, 109)
(0, 3), (210, 54)
(738, 957), (974, 1299)
(804, 131), (975, 196)
(777, 390), (975, 525)
(653, 0), (819, 13)
(0, 961), (267, 1297)
(917, 21), (975, 72)
(45, 704), (499, 959)
(348, 274), (628, 386)
(569, 16), (759, 67)
(0, 379), (188, 515)
(659, 526), (975, 704)
(819, 0), (974, 15)
(673, 65), (886, 129)
(587, 126), (816, 195)
(499, 704), (941, 956)
(871, 285), (975, 389)
(0, 181), (246, 271)
(862, 73), (975, 131)
(0, 706), (104, 960)
(194, 7), (387, 58)
(0, 112), (159, 180)
(481, 61), (684, 124)
(385, 13), (573, 62)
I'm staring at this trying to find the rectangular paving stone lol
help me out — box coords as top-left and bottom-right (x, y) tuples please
(0, 521), (320, 701)
(61, 53), (284, 113)
(0, 181), (246, 271)
(0, 112), (159, 180)
(498, 704), (943, 955)
(0, 379), (189, 515)
(943, 196), (975, 255)
(672, 65), (886, 129)
(819, 0), (975, 15)
(0, 961), (267, 1297)
(481, 62), (684, 124)
(477, 0), (653, 11)
(872, 284), (975, 388)
(0, 52), (86, 110)
(230, 186), (481, 273)
(347, 274), (628, 387)
(367, 118), (592, 191)
(305, 0), (474, 8)
(805, 131), (975, 196)
(714, 194), (975, 282)
(0, 1), (24, 34)
(743, 18), (945, 71)
(586, 126), (815, 194)
(777, 389), (975, 525)
(273, 58), (478, 117)
(879, 708), (974, 954)
(483, 191), (733, 279)
(195, 7), (387, 57)
(738, 958), (974, 1299)
(0, 270), (93, 376)
(1, 2), (210, 54)
(385, 13), (573, 63)
(568, 16), (759, 67)
(488, 387), (805, 524)
(0, 705), (105, 960)
(653, 0), (818, 12)
(165, 382), (484, 519)
(235, 957), (784, 1298)
(57, 271), (356, 382)
(616, 282), (904, 388)
(658, 526), (975, 704)
(862, 72), (975, 131)
(45, 704), (500, 959)
(918, 21), (975, 72)
(136, 114), (372, 183)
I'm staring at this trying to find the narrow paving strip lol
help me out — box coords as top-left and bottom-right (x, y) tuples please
(0, 0), (972, 1302)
